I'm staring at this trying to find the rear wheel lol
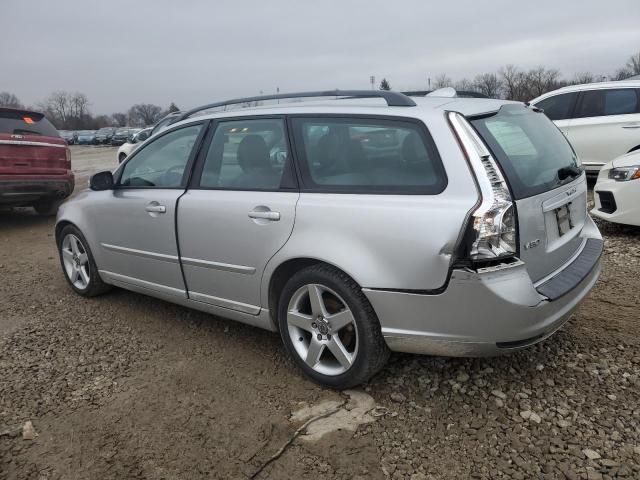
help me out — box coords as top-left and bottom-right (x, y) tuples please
(33, 198), (64, 216)
(278, 264), (389, 389)
(57, 225), (111, 297)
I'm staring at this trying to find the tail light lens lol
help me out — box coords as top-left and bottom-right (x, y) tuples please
(65, 147), (72, 170)
(448, 112), (516, 261)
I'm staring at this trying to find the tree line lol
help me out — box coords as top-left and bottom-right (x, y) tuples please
(379, 51), (640, 100)
(0, 90), (179, 130)
(2, 51), (639, 128)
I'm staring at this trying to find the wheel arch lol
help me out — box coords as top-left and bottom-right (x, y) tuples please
(265, 257), (360, 331)
(628, 144), (640, 153)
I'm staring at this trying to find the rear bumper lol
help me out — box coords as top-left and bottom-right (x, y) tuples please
(0, 176), (74, 205)
(364, 219), (603, 357)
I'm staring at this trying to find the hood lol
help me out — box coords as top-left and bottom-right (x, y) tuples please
(611, 150), (640, 169)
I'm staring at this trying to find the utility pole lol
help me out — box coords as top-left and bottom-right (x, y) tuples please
(370, 76), (375, 90)
(428, 77), (431, 90)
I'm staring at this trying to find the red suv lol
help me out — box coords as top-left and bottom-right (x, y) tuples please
(0, 108), (74, 215)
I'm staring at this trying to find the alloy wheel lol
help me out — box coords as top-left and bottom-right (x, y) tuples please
(61, 234), (90, 290)
(286, 283), (359, 376)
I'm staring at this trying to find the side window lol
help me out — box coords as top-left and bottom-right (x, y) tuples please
(199, 119), (289, 190)
(119, 124), (202, 188)
(575, 89), (639, 118)
(535, 93), (577, 121)
(290, 117), (446, 194)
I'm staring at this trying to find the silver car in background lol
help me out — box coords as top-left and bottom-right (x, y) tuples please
(55, 90), (602, 388)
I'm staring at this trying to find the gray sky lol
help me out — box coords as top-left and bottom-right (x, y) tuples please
(2, 0), (639, 114)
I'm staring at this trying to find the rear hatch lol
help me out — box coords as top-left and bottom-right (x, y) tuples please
(471, 105), (587, 283)
(0, 108), (69, 177)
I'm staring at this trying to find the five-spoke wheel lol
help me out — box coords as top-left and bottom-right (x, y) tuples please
(278, 264), (389, 388)
(61, 234), (91, 290)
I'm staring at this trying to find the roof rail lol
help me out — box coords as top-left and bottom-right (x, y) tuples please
(175, 89), (416, 123)
(403, 89), (489, 99)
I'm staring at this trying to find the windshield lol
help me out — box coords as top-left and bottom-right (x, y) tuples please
(471, 104), (580, 199)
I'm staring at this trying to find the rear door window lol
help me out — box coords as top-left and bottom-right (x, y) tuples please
(535, 92), (577, 121)
(197, 118), (292, 190)
(574, 89), (639, 118)
(0, 109), (59, 137)
(471, 105), (579, 199)
(290, 117), (446, 194)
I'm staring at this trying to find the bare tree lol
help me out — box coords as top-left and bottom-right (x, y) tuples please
(473, 73), (503, 98)
(433, 73), (453, 89)
(626, 51), (640, 76)
(40, 91), (72, 127)
(112, 112), (128, 126)
(571, 72), (597, 85)
(611, 68), (632, 81)
(128, 104), (162, 127)
(499, 65), (529, 101)
(525, 67), (562, 98)
(454, 78), (474, 92)
(0, 92), (23, 108)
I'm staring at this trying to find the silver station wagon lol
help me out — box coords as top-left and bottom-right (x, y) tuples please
(56, 90), (603, 388)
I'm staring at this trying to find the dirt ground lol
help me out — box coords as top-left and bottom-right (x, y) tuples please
(1, 147), (639, 480)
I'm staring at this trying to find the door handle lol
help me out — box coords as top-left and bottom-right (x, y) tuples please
(248, 210), (280, 221)
(145, 204), (166, 213)
(622, 124), (640, 129)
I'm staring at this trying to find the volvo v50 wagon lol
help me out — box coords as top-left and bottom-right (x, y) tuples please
(55, 90), (603, 388)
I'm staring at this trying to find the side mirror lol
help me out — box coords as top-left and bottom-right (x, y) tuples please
(89, 171), (114, 191)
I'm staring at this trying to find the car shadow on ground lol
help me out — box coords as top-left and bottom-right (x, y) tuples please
(0, 207), (54, 229)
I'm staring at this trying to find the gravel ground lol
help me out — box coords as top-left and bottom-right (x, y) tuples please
(1, 149), (639, 479)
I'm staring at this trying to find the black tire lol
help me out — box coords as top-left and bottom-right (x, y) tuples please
(277, 264), (389, 389)
(33, 198), (64, 216)
(57, 224), (111, 297)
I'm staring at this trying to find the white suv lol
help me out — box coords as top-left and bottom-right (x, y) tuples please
(530, 80), (640, 175)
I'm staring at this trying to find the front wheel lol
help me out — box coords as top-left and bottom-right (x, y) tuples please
(57, 225), (111, 297)
(278, 264), (389, 389)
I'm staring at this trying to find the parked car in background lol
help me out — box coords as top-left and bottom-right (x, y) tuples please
(0, 107), (73, 215)
(110, 128), (139, 146)
(591, 149), (640, 226)
(116, 127), (152, 163)
(56, 90), (602, 388)
(59, 130), (76, 145)
(530, 80), (640, 175)
(76, 130), (97, 145)
(94, 127), (117, 145)
(151, 111), (183, 136)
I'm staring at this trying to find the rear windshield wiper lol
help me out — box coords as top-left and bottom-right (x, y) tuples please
(557, 165), (582, 182)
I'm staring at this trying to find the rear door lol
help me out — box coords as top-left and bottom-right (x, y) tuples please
(471, 105), (588, 283)
(568, 88), (640, 170)
(0, 109), (68, 177)
(177, 117), (298, 314)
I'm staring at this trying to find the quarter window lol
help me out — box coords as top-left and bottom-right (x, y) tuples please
(575, 89), (639, 118)
(118, 124), (202, 188)
(198, 119), (290, 190)
(290, 117), (446, 194)
(535, 92), (577, 121)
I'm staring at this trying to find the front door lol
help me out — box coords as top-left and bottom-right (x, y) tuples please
(177, 117), (298, 313)
(91, 123), (205, 297)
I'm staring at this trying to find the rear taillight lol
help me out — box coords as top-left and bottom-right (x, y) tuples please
(65, 147), (71, 169)
(448, 112), (516, 262)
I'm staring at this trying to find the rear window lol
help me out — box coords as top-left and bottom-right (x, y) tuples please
(0, 109), (59, 137)
(471, 105), (579, 199)
(290, 117), (446, 194)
